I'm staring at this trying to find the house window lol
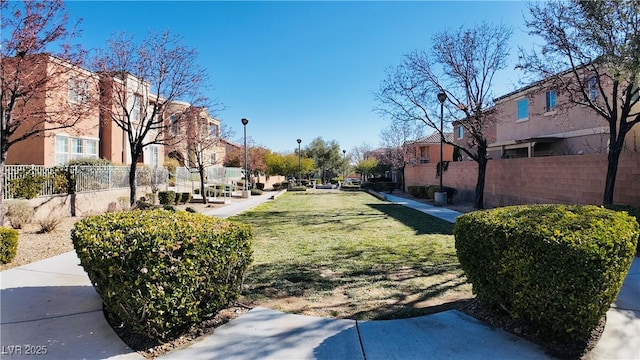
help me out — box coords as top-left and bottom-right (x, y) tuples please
(56, 136), (70, 165)
(131, 94), (142, 121)
(72, 138), (83, 160)
(545, 91), (556, 112)
(517, 98), (528, 120)
(456, 126), (464, 139)
(169, 114), (179, 134)
(150, 146), (159, 167)
(588, 76), (598, 100)
(86, 140), (98, 158)
(209, 124), (219, 138)
(68, 77), (88, 104)
(210, 153), (216, 165)
(55, 136), (98, 165)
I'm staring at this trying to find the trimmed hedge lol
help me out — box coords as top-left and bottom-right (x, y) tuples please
(454, 204), (638, 343)
(363, 181), (396, 192)
(606, 205), (640, 254)
(407, 185), (456, 202)
(179, 192), (192, 204)
(0, 227), (19, 264)
(72, 210), (253, 341)
(158, 190), (176, 205)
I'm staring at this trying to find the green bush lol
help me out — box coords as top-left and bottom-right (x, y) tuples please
(180, 192), (192, 204)
(9, 169), (47, 199)
(289, 186), (307, 192)
(272, 183), (281, 191)
(158, 191), (176, 205)
(0, 227), (19, 264)
(605, 205), (640, 254)
(163, 205), (176, 211)
(5, 200), (34, 229)
(362, 181), (395, 192)
(340, 184), (361, 191)
(427, 185), (457, 203)
(454, 204), (638, 343)
(185, 207), (197, 213)
(71, 210), (253, 341)
(250, 189), (263, 196)
(407, 185), (429, 198)
(255, 182), (265, 190)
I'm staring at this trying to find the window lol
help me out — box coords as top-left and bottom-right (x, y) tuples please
(588, 76), (598, 100)
(456, 126), (464, 139)
(169, 114), (178, 134)
(131, 94), (142, 121)
(517, 98), (528, 120)
(68, 77), (88, 104)
(56, 136), (70, 165)
(55, 136), (98, 165)
(210, 153), (217, 165)
(86, 140), (98, 158)
(150, 146), (159, 167)
(209, 124), (219, 138)
(545, 91), (556, 112)
(72, 138), (83, 160)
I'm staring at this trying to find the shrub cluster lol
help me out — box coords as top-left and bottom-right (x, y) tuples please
(9, 169), (47, 199)
(255, 182), (265, 190)
(288, 186), (307, 192)
(158, 190), (176, 205)
(72, 210), (253, 341)
(407, 185), (457, 202)
(272, 183), (282, 191)
(250, 189), (263, 196)
(362, 181), (395, 192)
(179, 192), (192, 204)
(0, 227), (19, 264)
(5, 200), (34, 229)
(454, 204), (638, 343)
(605, 205), (640, 254)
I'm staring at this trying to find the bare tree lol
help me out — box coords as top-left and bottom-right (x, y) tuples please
(93, 30), (209, 205)
(0, 0), (86, 224)
(376, 22), (512, 209)
(172, 105), (226, 204)
(519, 0), (640, 205)
(379, 121), (425, 192)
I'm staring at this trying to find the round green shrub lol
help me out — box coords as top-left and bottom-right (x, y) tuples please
(454, 204), (639, 343)
(250, 189), (263, 196)
(158, 190), (176, 205)
(180, 192), (192, 204)
(0, 227), (19, 264)
(72, 210), (253, 341)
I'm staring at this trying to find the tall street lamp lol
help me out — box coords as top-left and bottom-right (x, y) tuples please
(436, 92), (447, 205)
(297, 139), (302, 185)
(241, 118), (250, 198)
(342, 149), (346, 179)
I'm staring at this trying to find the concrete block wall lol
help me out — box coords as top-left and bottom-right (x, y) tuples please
(404, 152), (640, 207)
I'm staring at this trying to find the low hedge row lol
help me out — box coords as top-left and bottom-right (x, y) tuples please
(72, 210), (253, 341)
(0, 227), (19, 264)
(362, 181), (396, 192)
(407, 185), (457, 202)
(454, 204), (638, 344)
(606, 205), (640, 254)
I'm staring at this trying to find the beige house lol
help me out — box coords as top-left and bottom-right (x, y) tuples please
(4, 53), (231, 169)
(4, 54), (101, 166)
(164, 101), (225, 169)
(487, 75), (640, 159)
(409, 132), (455, 164)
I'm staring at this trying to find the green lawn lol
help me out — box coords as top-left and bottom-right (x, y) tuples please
(230, 190), (472, 320)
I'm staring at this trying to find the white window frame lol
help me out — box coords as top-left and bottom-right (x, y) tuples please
(456, 126), (464, 139)
(56, 136), (70, 165)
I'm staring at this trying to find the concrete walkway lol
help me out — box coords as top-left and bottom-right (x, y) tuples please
(1, 189), (638, 359)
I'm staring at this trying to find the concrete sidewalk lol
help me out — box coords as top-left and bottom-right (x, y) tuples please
(1, 189), (638, 359)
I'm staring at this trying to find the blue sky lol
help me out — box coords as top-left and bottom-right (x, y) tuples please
(65, 0), (534, 154)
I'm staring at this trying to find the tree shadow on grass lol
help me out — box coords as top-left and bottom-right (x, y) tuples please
(366, 203), (454, 235)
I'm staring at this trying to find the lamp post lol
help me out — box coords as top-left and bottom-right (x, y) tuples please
(342, 149), (346, 179)
(436, 92), (447, 205)
(241, 118), (250, 198)
(297, 139), (302, 186)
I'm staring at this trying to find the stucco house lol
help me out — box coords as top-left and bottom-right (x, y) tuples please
(3, 54), (101, 166)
